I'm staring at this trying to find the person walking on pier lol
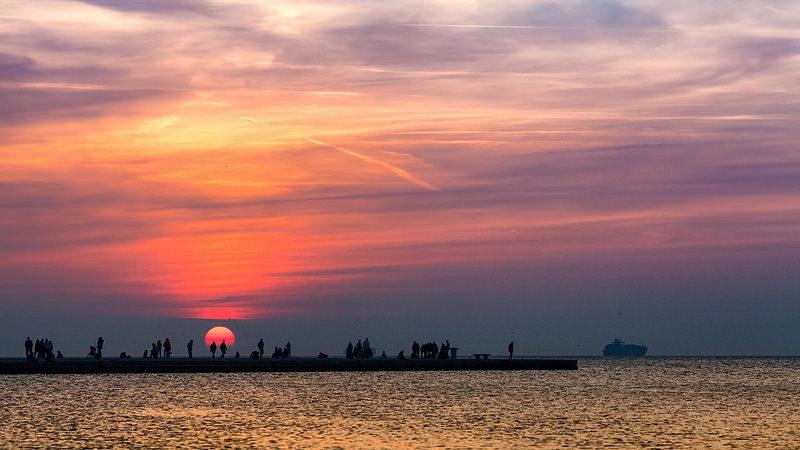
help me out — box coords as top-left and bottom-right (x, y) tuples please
(258, 339), (264, 359)
(285, 342), (291, 358)
(164, 338), (172, 358)
(156, 340), (162, 358)
(220, 341), (227, 358)
(96, 336), (104, 359)
(151, 343), (158, 359)
(187, 339), (193, 358)
(508, 341), (514, 360)
(25, 337), (33, 358)
(210, 341), (217, 358)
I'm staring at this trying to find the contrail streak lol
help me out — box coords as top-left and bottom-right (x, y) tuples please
(402, 23), (589, 29)
(304, 138), (440, 191)
(402, 23), (676, 31)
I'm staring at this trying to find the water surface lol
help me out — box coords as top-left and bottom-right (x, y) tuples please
(1, 357), (798, 448)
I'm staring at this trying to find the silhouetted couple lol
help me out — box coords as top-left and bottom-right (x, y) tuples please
(209, 341), (228, 358)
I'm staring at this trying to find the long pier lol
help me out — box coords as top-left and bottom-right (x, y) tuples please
(0, 357), (577, 374)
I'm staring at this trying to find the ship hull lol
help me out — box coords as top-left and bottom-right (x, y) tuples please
(602, 345), (647, 357)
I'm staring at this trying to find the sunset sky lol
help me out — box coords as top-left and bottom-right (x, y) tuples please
(1, 0), (799, 355)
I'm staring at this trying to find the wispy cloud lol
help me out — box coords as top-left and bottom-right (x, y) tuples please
(304, 138), (440, 192)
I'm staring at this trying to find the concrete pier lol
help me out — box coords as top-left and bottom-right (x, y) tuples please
(0, 357), (577, 374)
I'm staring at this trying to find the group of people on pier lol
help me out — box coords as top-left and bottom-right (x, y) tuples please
(410, 340), (453, 359)
(25, 337), (62, 361)
(270, 342), (292, 359)
(141, 338), (175, 359)
(26, 335), (516, 360)
(345, 338), (373, 359)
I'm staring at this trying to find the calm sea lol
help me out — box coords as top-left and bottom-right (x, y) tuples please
(1, 357), (798, 448)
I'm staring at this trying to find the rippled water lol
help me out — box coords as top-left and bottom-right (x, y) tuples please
(1, 357), (798, 448)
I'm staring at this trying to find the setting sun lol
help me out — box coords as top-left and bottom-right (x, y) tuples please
(204, 326), (235, 347)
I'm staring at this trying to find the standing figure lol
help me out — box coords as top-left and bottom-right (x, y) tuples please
(156, 340), (162, 359)
(346, 342), (354, 359)
(96, 336), (104, 359)
(25, 337), (33, 358)
(508, 341), (514, 360)
(363, 338), (371, 358)
(284, 342), (291, 358)
(45, 339), (54, 360)
(187, 339), (194, 359)
(210, 341), (217, 358)
(258, 339), (264, 359)
(151, 343), (158, 359)
(220, 341), (227, 358)
(164, 338), (172, 358)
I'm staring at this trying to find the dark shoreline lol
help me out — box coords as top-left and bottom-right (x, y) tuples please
(0, 357), (578, 374)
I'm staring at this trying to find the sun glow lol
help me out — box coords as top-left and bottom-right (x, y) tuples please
(204, 326), (236, 347)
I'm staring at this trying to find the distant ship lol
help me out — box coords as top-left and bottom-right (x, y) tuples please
(602, 338), (647, 357)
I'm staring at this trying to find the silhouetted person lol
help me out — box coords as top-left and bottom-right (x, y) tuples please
(97, 336), (104, 359)
(210, 341), (217, 358)
(397, 350), (406, 360)
(380, 350), (387, 359)
(258, 339), (264, 359)
(25, 337), (33, 358)
(164, 338), (172, 358)
(151, 343), (158, 359)
(220, 341), (227, 358)
(143, 350), (149, 358)
(156, 339), (162, 358)
(411, 341), (420, 359)
(284, 342), (291, 358)
(346, 342), (354, 359)
(363, 338), (371, 358)
(34, 339), (41, 359)
(45, 339), (54, 361)
(355, 340), (363, 358)
(234, 351), (240, 358)
(187, 339), (193, 359)
(508, 341), (514, 360)
(88, 346), (97, 359)
(56, 350), (63, 359)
